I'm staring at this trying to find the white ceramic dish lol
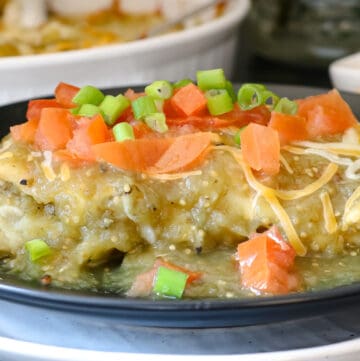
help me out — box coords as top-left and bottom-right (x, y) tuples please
(0, 0), (250, 106)
(329, 52), (360, 93)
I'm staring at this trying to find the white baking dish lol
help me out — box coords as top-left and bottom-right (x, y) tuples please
(329, 52), (360, 94)
(0, 0), (250, 105)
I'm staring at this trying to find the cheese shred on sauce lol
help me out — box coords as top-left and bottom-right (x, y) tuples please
(320, 191), (338, 234)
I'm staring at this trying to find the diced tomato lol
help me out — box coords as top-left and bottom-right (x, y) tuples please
(240, 123), (280, 175)
(237, 226), (300, 295)
(34, 108), (73, 151)
(166, 104), (271, 131)
(10, 119), (38, 144)
(26, 99), (62, 122)
(268, 112), (308, 144)
(54, 82), (80, 108)
(218, 104), (271, 127)
(297, 89), (358, 138)
(170, 83), (207, 116)
(67, 114), (110, 161)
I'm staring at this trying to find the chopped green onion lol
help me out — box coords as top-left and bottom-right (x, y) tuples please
(144, 112), (168, 133)
(173, 78), (193, 89)
(72, 85), (105, 106)
(70, 106), (80, 115)
(205, 89), (234, 116)
(25, 239), (51, 262)
(132, 96), (158, 120)
(237, 84), (267, 110)
(145, 80), (173, 100)
(78, 104), (102, 118)
(99, 95), (130, 125)
(225, 80), (236, 103)
(274, 97), (299, 115)
(154, 99), (164, 112)
(260, 90), (280, 109)
(113, 122), (135, 142)
(234, 127), (246, 146)
(153, 266), (188, 299)
(197, 68), (227, 91)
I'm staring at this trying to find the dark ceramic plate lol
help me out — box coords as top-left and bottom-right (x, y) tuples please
(0, 84), (359, 329)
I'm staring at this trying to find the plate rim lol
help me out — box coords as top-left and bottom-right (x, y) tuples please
(0, 83), (359, 327)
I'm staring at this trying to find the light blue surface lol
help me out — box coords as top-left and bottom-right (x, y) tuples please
(0, 299), (359, 355)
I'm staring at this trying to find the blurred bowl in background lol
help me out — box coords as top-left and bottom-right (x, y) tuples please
(329, 52), (360, 94)
(0, 0), (250, 105)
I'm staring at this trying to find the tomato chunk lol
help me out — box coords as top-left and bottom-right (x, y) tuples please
(170, 83), (207, 116)
(240, 123), (280, 175)
(297, 89), (357, 138)
(54, 82), (80, 108)
(237, 226), (300, 295)
(67, 114), (110, 161)
(268, 112), (308, 144)
(34, 108), (73, 151)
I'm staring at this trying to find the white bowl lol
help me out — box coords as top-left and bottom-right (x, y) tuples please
(0, 0), (250, 106)
(329, 52), (360, 93)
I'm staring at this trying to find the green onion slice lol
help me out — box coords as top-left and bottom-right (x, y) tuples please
(132, 96), (158, 120)
(173, 78), (193, 89)
(144, 112), (168, 133)
(260, 90), (280, 109)
(205, 89), (234, 116)
(237, 84), (266, 110)
(153, 266), (188, 299)
(145, 80), (173, 100)
(225, 80), (237, 103)
(197, 68), (227, 91)
(99, 95), (130, 125)
(78, 104), (102, 118)
(70, 106), (80, 115)
(113, 122), (135, 142)
(25, 239), (51, 262)
(274, 97), (299, 115)
(72, 85), (105, 106)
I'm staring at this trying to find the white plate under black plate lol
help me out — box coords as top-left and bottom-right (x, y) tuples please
(0, 84), (359, 331)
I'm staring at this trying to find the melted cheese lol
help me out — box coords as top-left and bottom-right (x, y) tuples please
(293, 140), (360, 157)
(147, 170), (202, 180)
(343, 185), (360, 226)
(284, 146), (352, 166)
(280, 154), (294, 174)
(320, 191), (338, 234)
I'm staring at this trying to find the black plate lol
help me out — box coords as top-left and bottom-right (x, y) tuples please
(0, 84), (359, 328)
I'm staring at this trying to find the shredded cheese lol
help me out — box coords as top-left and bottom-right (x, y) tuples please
(60, 163), (70, 182)
(275, 163), (338, 201)
(279, 154), (294, 174)
(0, 151), (13, 160)
(320, 191), (338, 234)
(250, 192), (261, 219)
(293, 140), (360, 157)
(41, 151), (56, 181)
(0, 139), (12, 153)
(215, 145), (306, 256)
(284, 146), (352, 166)
(345, 159), (360, 180)
(147, 170), (202, 180)
(342, 185), (360, 226)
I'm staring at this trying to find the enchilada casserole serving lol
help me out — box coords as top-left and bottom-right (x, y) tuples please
(1, 69), (360, 299)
